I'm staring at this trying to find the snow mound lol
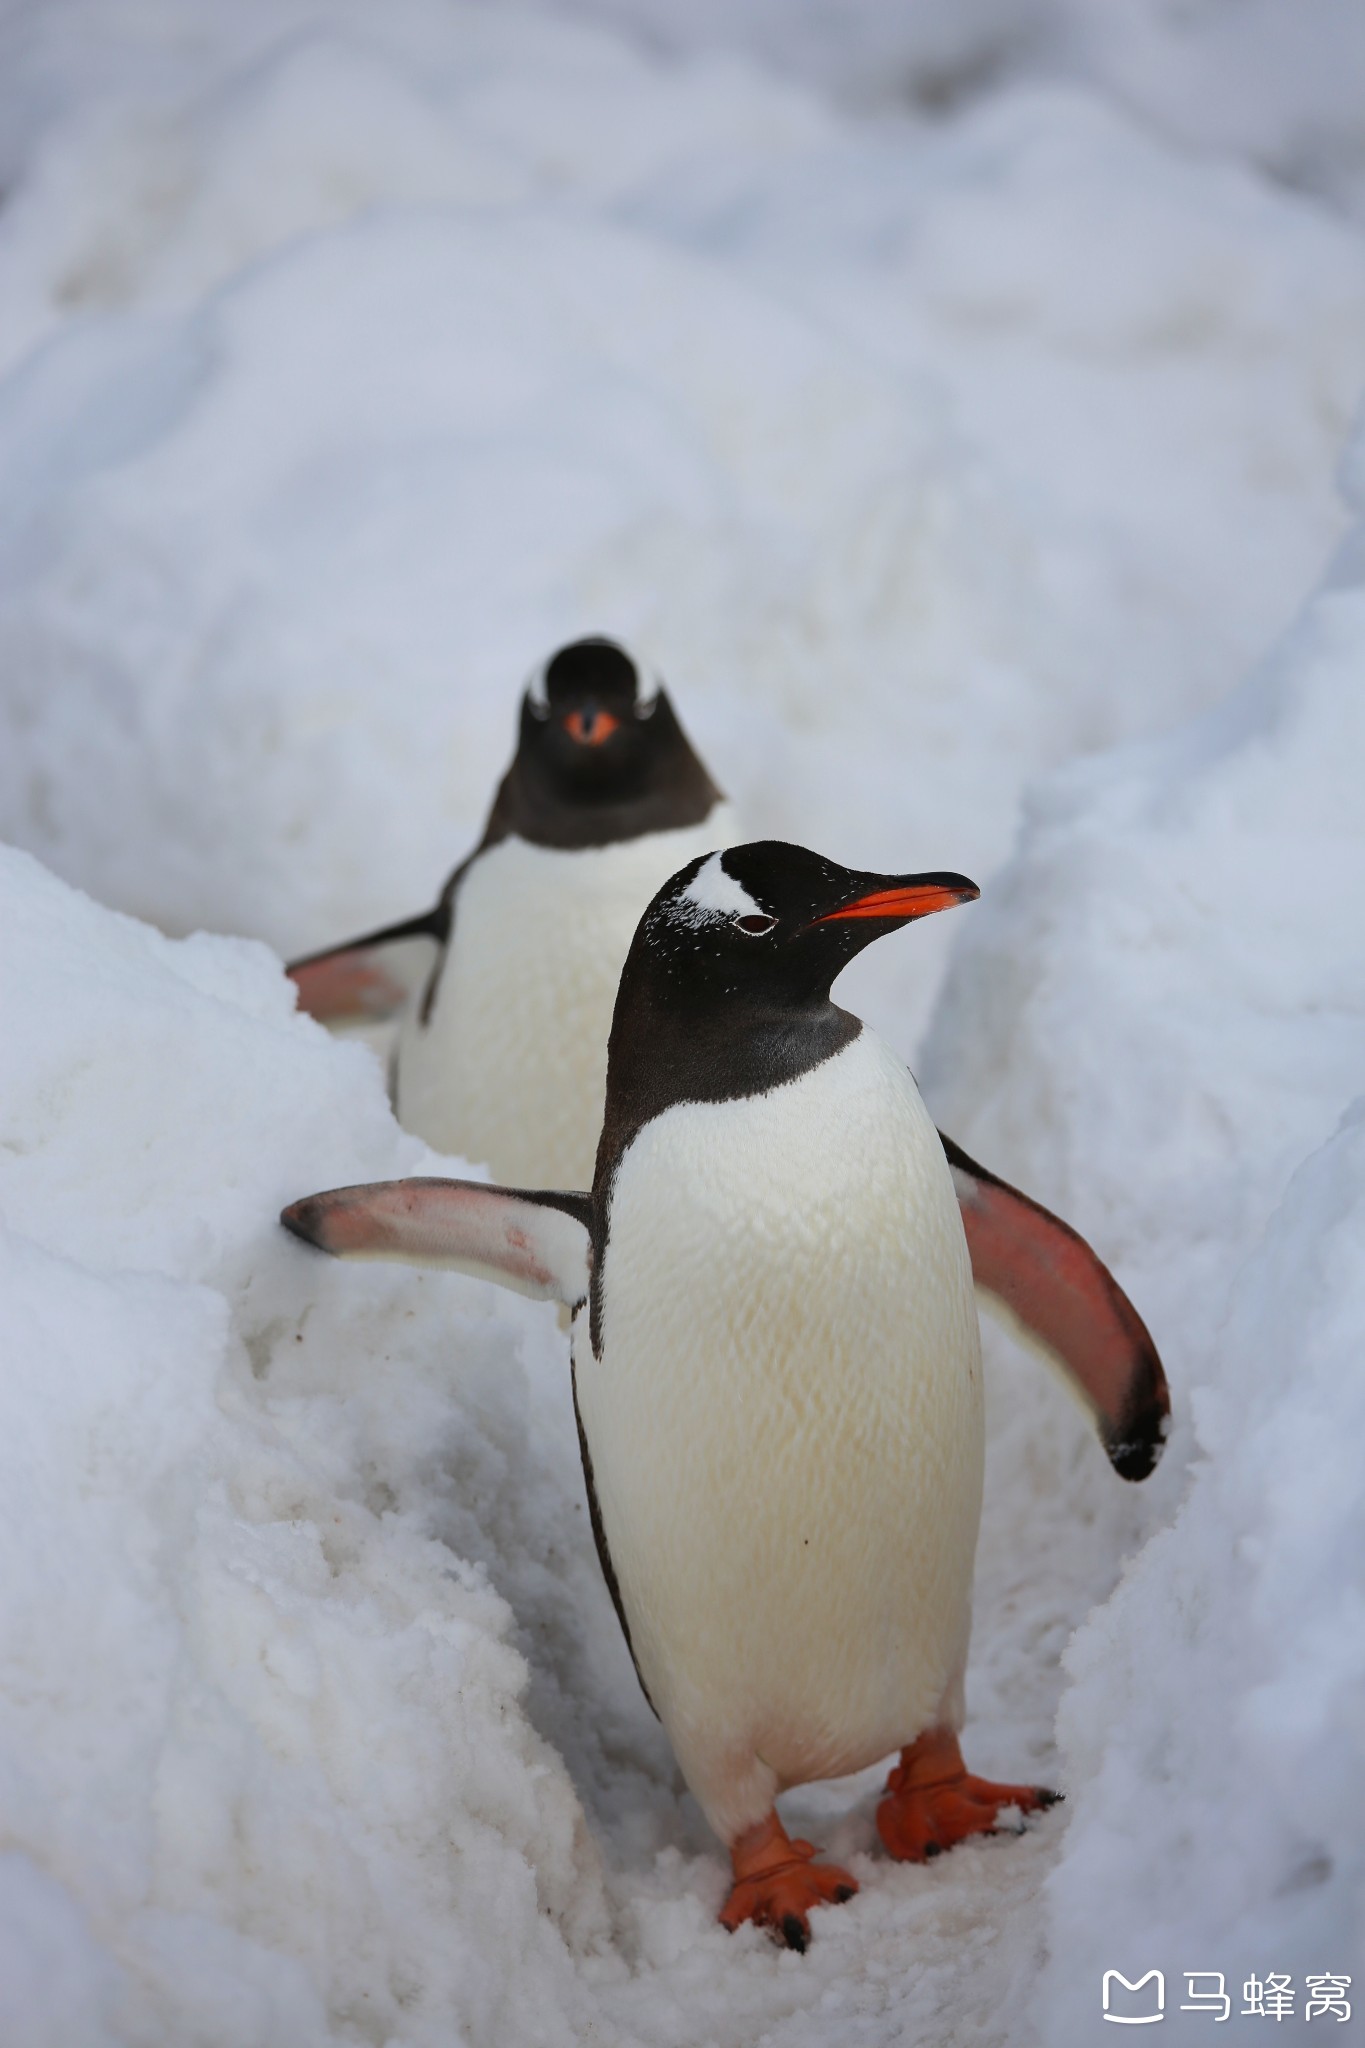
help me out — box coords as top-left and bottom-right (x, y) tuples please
(0, 847), (613, 2047)
(924, 424), (1365, 1367)
(924, 412), (1365, 2033)
(528, 0), (1365, 223)
(1045, 1102), (1365, 2039)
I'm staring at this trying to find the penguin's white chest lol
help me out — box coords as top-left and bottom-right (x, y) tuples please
(574, 1030), (983, 1837)
(396, 815), (732, 1188)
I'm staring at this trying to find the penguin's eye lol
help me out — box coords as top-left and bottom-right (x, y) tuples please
(734, 913), (776, 937)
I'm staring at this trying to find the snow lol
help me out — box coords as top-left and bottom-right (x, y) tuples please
(0, 0), (1362, 2041)
(1046, 1104), (1365, 2037)
(2, 0), (1363, 1052)
(924, 425), (1365, 2033)
(529, 0), (1365, 224)
(0, 853), (614, 2045)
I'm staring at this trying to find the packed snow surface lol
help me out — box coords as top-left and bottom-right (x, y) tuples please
(0, 1), (1362, 2042)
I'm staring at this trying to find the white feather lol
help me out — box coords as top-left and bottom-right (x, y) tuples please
(675, 850), (764, 924)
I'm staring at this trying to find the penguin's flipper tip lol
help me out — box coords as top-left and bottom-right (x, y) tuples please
(288, 906), (448, 1024)
(289, 952), (407, 1023)
(279, 1176), (591, 1307)
(941, 1132), (1170, 1482)
(719, 1818), (857, 1951)
(280, 1193), (339, 1252)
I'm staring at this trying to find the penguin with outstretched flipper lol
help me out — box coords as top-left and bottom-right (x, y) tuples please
(289, 636), (733, 1190)
(283, 842), (1168, 1948)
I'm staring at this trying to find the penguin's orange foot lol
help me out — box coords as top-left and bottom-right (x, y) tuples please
(877, 1729), (1060, 1863)
(720, 1813), (858, 1952)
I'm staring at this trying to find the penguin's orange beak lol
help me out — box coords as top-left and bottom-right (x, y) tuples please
(563, 706), (621, 746)
(813, 875), (979, 925)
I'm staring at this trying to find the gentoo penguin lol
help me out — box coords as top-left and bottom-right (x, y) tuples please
(282, 842), (1169, 1948)
(288, 636), (733, 1189)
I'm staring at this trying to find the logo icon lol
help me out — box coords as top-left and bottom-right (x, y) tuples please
(1102, 1970), (1166, 2025)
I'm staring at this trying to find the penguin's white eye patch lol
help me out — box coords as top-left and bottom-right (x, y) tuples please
(676, 852), (767, 928)
(734, 913), (776, 937)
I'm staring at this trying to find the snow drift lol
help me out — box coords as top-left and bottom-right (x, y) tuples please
(926, 418), (1365, 2033)
(530, 0), (1365, 224)
(0, 853), (616, 2047)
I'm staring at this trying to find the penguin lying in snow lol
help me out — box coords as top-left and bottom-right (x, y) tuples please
(283, 842), (1168, 1950)
(288, 636), (733, 1190)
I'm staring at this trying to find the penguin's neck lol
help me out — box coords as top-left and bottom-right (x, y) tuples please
(594, 993), (860, 1210)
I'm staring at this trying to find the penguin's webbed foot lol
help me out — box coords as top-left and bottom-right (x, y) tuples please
(877, 1728), (1059, 1863)
(720, 1812), (858, 1951)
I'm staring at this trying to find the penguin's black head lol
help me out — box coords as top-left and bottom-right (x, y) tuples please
(490, 636), (721, 849)
(637, 842), (979, 1009)
(519, 637), (671, 801)
(594, 841), (979, 1198)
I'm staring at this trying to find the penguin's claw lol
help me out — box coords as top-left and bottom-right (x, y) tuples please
(720, 1815), (858, 1949)
(780, 1914), (807, 1954)
(877, 1730), (1059, 1863)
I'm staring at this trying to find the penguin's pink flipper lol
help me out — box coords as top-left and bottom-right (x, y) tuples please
(287, 905), (449, 1025)
(719, 1814), (858, 1952)
(940, 1133), (1169, 1481)
(281, 1177), (591, 1308)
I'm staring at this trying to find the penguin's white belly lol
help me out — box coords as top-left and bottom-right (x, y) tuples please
(396, 814), (733, 1189)
(575, 1030), (983, 1836)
